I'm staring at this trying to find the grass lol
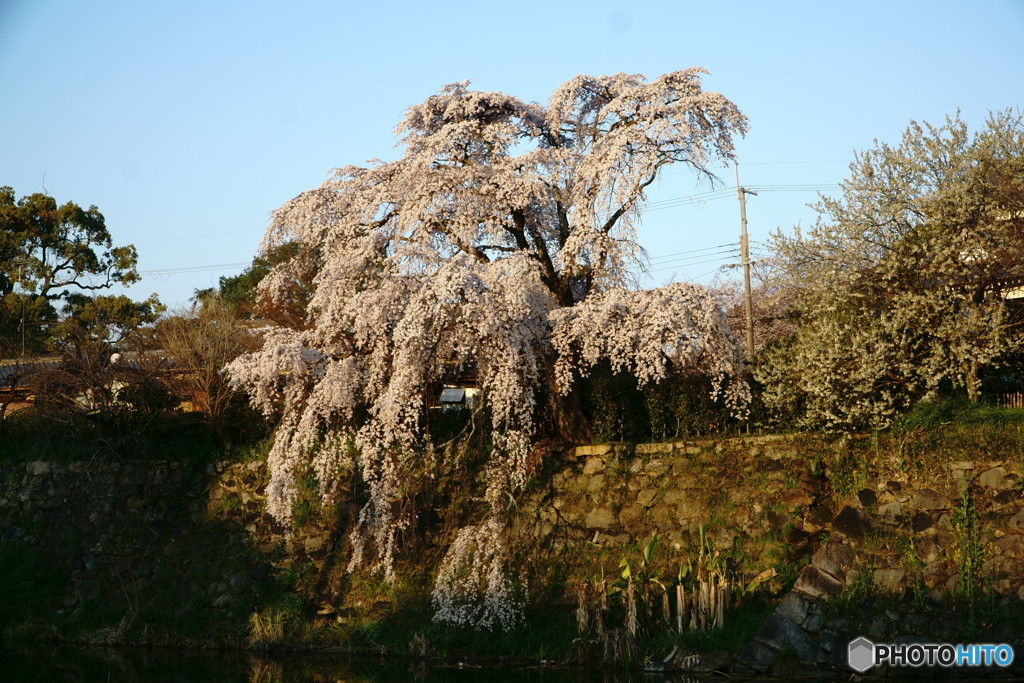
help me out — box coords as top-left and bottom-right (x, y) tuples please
(671, 599), (774, 655)
(899, 397), (1024, 430)
(0, 406), (273, 468)
(826, 567), (876, 622)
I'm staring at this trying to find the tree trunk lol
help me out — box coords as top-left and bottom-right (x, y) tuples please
(546, 378), (594, 444)
(966, 360), (981, 404)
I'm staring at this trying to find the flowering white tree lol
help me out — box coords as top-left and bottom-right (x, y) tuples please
(758, 111), (1024, 431)
(226, 69), (749, 628)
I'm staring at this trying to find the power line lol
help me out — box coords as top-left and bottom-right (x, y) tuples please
(646, 242), (738, 263)
(647, 255), (737, 274)
(640, 183), (840, 214)
(140, 262), (248, 276)
(643, 190), (735, 212)
(742, 160), (848, 166)
(748, 184), (841, 193)
(647, 251), (738, 269)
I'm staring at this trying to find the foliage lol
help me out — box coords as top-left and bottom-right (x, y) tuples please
(225, 70), (750, 627)
(581, 367), (740, 442)
(430, 517), (524, 631)
(0, 186), (140, 355)
(950, 486), (984, 605)
(54, 292), (164, 351)
(29, 293), (173, 450)
(758, 111), (1024, 432)
(196, 241), (313, 328)
(157, 297), (263, 447)
(899, 396), (1024, 430)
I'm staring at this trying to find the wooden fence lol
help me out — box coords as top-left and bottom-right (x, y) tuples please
(1000, 392), (1024, 409)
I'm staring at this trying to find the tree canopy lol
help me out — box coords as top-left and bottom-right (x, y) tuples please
(226, 70), (750, 627)
(195, 241), (312, 328)
(757, 111), (1024, 431)
(0, 186), (140, 355)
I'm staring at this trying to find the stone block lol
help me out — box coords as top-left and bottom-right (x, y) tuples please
(978, 466), (1010, 491)
(643, 458), (668, 473)
(832, 506), (866, 543)
(594, 531), (630, 545)
(911, 510), (934, 533)
(794, 565), (845, 599)
(574, 445), (611, 458)
(993, 489), (1021, 509)
(779, 487), (812, 510)
(651, 504), (677, 526)
(776, 591), (810, 625)
(803, 504), (832, 532)
(867, 616), (888, 639)
(26, 461), (50, 476)
(736, 640), (776, 673)
(995, 534), (1024, 560)
(585, 506), (616, 529)
(914, 488), (949, 510)
(921, 561), (947, 589)
(676, 493), (706, 523)
(582, 456), (605, 475)
(767, 510), (791, 531)
(637, 488), (658, 507)
(812, 543), (854, 581)
(662, 489), (687, 505)
(872, 568), (904, 595)
(1009, 511), (1024, 532)
(856, 488), (877, 508)
(915, 536), (940, 564)
(706, 525), (735, 550)
(803, 613), (824, 633)
(877, 501), (902, 524)
(799, 471), (823, 495)
(755, 613), (826, 663)
(617, 504), (645, 531)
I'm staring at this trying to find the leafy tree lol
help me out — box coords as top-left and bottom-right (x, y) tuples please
(226, 70), (750, 627)
(757, 111), (1024, 432)
(195, 241), (313, 328)
(0, 187), (139, 355)
(55, 293), (164, 352)
(33, 294), (169, 449)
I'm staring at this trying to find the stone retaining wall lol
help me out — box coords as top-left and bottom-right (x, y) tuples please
(3, 432), (1024, 667)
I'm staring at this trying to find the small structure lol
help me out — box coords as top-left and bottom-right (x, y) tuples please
(438, 385), (479, 411)
(0, 357), (61, 417)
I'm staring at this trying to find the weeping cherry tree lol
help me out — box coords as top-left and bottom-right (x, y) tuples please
(226, 69), (750, 629)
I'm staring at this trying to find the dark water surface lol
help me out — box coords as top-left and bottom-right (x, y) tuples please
(11, 644), (1024, 682)
(0, 644), (664, 683)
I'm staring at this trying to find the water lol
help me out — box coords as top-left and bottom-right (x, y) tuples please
(0, 644), (661, 683)
(17, 644), (1018, 681)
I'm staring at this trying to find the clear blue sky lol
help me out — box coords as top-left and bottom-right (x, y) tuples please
(1, 0), (1022, 307)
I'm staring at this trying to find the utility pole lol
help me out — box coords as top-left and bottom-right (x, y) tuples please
(735, 164), (757, 363)
(18, 264), (26, 359)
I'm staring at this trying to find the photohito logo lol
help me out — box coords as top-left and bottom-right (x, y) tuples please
(848, 637), (1015, 672)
